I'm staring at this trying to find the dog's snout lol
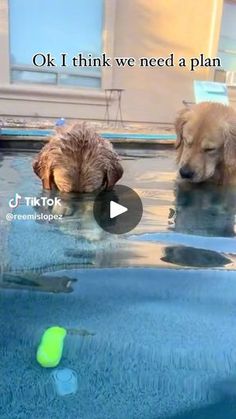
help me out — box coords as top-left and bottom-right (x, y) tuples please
(179, 165), (195, 179)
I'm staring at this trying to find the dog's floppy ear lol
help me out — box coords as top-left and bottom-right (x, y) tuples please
(105, 160), (123, 190)
(32, 158), (41, 178)
(223, 118), (236, 175)
(175, 108), (191, 149)
(32, 156), (54, 190)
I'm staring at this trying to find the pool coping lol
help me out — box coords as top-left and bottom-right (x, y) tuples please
(0, 136), (175, 151)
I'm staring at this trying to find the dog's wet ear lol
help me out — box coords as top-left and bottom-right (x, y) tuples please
(223, 118), (236, 175)
(105, 160), (123, 190)
(32, 157), (54, 190)
(32, 158), (41, 178)
(175, 108), (191, 149)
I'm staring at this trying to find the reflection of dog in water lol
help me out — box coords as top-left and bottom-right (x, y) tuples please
(33, 189), (127, 269)
(169, 183), (236, 237)
(34, 188), (120, 243)
(35, 189), (103, 241)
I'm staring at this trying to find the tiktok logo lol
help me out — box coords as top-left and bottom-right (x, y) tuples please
(9, 193), (22, 209)
(8, 193), (61, 209)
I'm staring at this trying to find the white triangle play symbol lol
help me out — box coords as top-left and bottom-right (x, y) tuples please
(110, 200), (128, 219)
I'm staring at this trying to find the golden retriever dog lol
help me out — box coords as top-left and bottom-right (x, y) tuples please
(33, 122), (123, 192)
(175, 102), (236, 184)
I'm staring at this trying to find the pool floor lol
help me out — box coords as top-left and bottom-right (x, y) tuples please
(1, 268), (236, 418)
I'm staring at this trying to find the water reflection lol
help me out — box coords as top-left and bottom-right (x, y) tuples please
(159, 183), (236, 268)
(130, 177), (236, 268)
(34, 189), (104, 241)
(157, 183), (236, 268)
(161, 245), (232, 268)
(171, 183), (236, 237)
(2, 272), (75, 293)
(1, 150), (236, 278)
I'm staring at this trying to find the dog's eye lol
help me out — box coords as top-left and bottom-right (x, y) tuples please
(204, 147), (217, 153)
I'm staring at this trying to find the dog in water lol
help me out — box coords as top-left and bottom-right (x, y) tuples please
(33, 122), (123, 192)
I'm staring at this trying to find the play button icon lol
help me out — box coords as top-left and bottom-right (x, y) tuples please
(110, 201), (128, 219)
(93, 185), (143, 234)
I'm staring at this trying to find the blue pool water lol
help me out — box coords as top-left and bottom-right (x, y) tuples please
(0, 149), (236, 418)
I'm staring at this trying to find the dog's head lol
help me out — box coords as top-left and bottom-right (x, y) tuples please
(175, 102), (236, 183)
(50, 150), (123, 193)
(33, 123), (123, 193)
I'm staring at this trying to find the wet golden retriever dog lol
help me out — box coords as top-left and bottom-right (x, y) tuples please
(33, 122), (123, 192)
(175, 102), (236, 184)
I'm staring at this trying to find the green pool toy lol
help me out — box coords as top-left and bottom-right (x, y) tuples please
(36, 326), (67, 368)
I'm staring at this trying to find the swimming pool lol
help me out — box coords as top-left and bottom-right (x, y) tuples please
(0, 148), (236, 418)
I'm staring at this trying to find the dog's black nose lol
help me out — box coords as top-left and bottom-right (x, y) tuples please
(179, 166), (194, 179)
